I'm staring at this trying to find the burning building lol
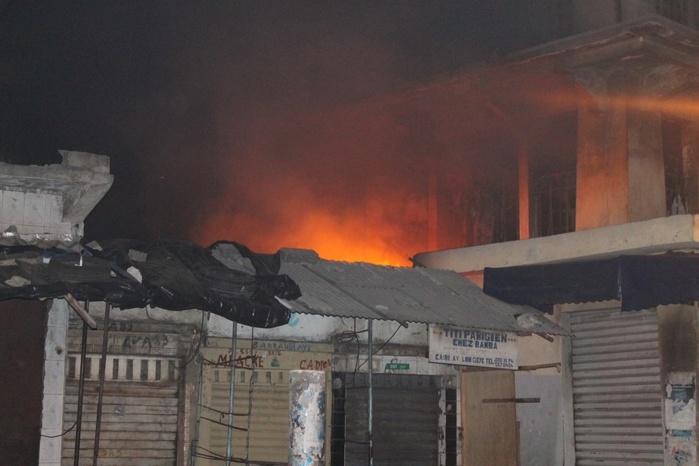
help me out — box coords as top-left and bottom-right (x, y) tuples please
(412, 13), (699, 466)
(7, 4), (699, 466)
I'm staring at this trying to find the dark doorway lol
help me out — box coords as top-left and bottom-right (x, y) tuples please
(0, 300), (47, 465)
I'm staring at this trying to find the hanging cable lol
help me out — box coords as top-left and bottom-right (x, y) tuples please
(177, 310), (206, 369)
(356, 322), (403, 371)
(41, 421), (77, 438)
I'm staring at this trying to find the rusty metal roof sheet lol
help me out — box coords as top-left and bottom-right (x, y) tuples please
(213, 244), (565, 335)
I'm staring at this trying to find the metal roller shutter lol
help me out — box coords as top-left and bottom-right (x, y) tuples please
(197, 340), (334, 465)
(203, 368), (290, 465)
(570, 308), (663, 465)
(62, 354), (180, 466)
(342, 373), (441, 466)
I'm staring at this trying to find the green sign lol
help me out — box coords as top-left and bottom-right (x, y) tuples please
(384, 362), (410, 371)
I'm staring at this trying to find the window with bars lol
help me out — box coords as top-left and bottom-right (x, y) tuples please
(531, 170), (576, 238)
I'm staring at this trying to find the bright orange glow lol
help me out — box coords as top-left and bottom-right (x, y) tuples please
(186, 104), (432, 267)
(193, 205), (416, 267)
(189, 82), (699, 266)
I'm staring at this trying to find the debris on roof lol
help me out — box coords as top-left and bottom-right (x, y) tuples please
(0, 237), (565, 335)
(0, 239), (299, 328)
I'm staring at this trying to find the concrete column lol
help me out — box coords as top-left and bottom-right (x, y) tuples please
(627, 110), (665, 222)
(518, 141), (530, 240)
(289, 370), (326, 466)
(576, 101), (630, 230)
(39, 300), (70, 466)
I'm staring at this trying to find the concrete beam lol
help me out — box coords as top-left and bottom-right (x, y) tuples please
(0, 150), (113, 226)
(413, 214), (699, 273)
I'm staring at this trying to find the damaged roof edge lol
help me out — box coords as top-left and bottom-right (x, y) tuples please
(0, 150), (114, 225)
(273, 252), (568, 336)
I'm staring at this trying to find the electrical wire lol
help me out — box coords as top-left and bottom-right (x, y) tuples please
(176, 309), (206, 369)
(40, 421), (77, 438)
(356, 322), (403, 371)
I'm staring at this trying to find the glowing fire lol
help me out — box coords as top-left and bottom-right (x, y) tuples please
(188, 78), (699, 267)
(191, 195), (422, 267)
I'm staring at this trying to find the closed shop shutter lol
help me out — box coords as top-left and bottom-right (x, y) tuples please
(197, 340), (333, 465)
(62, 354), (180, 466)
(62, 322), (193, 466)
(202, 367), (290, 465)
(569, 308), (663, 465)
(341, 373), (441, 466)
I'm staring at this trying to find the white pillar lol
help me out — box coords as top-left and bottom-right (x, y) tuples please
(289, 370), (326, 466)
(39, 300), (69, 465)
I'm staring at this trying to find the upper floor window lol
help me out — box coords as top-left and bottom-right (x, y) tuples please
(663, 118), (697, 215)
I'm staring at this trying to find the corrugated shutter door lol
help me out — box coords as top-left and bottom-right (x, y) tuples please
(344, 374), (441, 466)
(570, 308), (663, 465)
(206, 368), (290, 465)
(62, 354), (180, 466)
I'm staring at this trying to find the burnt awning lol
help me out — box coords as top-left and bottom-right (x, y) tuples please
(483, 252), (699, 312)
(0, 239), (300, 328)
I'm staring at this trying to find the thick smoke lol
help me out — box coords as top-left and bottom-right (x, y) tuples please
(1, 2), (532, 265)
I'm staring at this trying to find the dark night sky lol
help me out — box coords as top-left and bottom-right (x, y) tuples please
(0, 2), (559, 259)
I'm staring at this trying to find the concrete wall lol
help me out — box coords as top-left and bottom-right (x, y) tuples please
(0, 151), (112, 239)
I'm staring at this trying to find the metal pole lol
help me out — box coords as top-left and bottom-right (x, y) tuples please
(245, 328), (255, 463)
(368, 319), (373, 466)
(289, 370), (326, 466)
(93, 303), (110, 465)
(225, 322), (238, 466)
(74, 300), (89, 466)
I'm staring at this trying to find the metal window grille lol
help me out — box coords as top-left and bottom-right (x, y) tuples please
(532, 170), (576, 237)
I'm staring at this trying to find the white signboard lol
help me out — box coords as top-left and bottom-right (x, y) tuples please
(428, 324), (518, 369)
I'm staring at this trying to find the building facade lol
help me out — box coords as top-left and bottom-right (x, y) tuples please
(412, 15), (699, 466)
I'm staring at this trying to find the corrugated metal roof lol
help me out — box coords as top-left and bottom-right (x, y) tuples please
(212, 245), (566, 335)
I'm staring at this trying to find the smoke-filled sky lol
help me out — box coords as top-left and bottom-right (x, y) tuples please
(1, 2), (542, 264)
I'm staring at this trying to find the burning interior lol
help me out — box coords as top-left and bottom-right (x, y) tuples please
(184, 19), (699, 268)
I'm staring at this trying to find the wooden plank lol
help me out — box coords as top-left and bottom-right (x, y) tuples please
(461, 370), (517, 466)
(64, 401), (178, 415)
(64, 414), (178, 425)
(61, 421), (179, 433)
(66, 383), (178, 398)
(64, 447), (176, 458)
(63, 431), (177, 442)
(62, 458), (176, 466)
(65, 293), (98, 329)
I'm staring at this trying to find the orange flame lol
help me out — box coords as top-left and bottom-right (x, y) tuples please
(191, 195), (421, 267)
